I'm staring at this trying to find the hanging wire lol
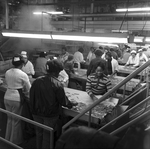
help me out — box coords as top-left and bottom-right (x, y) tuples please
(119, 0), (130, 32)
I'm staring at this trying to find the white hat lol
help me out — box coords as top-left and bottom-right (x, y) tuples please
(130, 50), (136, 54)
(21, 51), (27, 58)
(138, 49), (143, 52)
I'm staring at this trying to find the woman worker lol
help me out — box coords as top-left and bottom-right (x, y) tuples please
(86, 61), (112, 101)
(137, 48), (148, 66)
(4, 54), (31, 145)
(125, 50), (140, 67)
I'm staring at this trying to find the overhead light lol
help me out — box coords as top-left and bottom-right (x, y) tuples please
(116, 7), (150, 12)
(2, 30), (52, 39)
(134, 36), (144, 43)
(2, 30), (128, 43)
(33, 11), (63, 15)
(52, 35), (127, 43)
(112, 30), (128, 33)
(51, 32), (128, 43)
(145, 37), (150, 42)
(97, 43), (119, 47)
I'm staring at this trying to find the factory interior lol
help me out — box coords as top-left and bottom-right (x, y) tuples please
(0, 0), (150, 149)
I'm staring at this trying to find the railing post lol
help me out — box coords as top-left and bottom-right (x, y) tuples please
(50, 130), (54, 149)
(123, 83), (126, 99)
(88, 109), (92, 127)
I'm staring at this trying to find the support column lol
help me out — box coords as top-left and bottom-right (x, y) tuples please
(91, 0), (94, 13)
(5, 0), (9, 29)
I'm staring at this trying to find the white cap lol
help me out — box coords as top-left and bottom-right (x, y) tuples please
(130, 50), (136, 54)
(138, 49), (143, 52)
(21, 51), (27, 58)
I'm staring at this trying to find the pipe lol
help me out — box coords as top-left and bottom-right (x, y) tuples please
(59, 12), (150, 17)
(22, 0), (150, 5)
(5, 0), (9, 29)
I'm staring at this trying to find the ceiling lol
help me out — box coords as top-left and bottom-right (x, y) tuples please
(1, 0), (150, 37)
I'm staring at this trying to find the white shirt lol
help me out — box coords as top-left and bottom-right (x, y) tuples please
(87, 51), (96, 63)
(58, 69), (69, 87)
(126, 55), (140, 67)
(101, 53), (107, 61)
(22, 60), (35, 77)
(74, 51), (84, 63)
(111, 57), (119, 73)
(4, 68), (31, 102)
(137, 53), (148, 65)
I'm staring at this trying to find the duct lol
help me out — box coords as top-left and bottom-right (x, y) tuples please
(51, 21), (150, 31)
(59, 12), (150, 17)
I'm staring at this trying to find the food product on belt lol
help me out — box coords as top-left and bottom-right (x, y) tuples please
(72, 102), (115, 119)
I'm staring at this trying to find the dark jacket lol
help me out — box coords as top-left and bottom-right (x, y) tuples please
(30, 75), (72, 117)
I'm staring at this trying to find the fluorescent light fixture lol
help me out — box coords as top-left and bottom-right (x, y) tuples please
(116, 7), (150, 12)
(112, 30), (128, 33)
(2, 30), (128, 43)
(97, 43), (119, 47)
(145, 37), (150, 42)
(52, 35), (128, 43)
(2, 31), (52, 39)
(52, 32), (128, 43)
(134, 36), (144, 43)
(33, 11), (63, 15)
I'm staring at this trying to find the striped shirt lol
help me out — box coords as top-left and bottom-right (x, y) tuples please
(86, 73), (112, 96)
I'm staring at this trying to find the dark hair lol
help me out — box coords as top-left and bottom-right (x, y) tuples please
(67, 54), (74, 61)
(142, 48), (147, 51)
(93, 61), (105, 72)
(94, 49), (103, 57)
(55, 126), (121, 149)
(39, 51), (47, 57)
(104, 46), (109, 51)
(12, 54), (24, 67)
(99, 46), (103, 50)
(46, 59), (63, 74)
(110, 48), (114, 51)
(106, 52), (112, 58)
(78, 47), (84, 53)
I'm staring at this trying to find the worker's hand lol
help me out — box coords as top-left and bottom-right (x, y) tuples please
(71, 100), (78, 107)
(92, 96), (99, 101)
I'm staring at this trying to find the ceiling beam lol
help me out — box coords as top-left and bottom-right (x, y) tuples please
(21, 0), (150, 5)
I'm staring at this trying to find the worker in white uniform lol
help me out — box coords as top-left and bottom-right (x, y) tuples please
(21, 51), (35, 78)
(125, 50), (140, 67)
(137, 48), (148, 66)
(4, 54), (31, 145)
(74, 47), (85, 69)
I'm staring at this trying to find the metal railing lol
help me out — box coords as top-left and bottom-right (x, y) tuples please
(120, 85), (147, 105)
(0, 136), (23, 149)
(99, 96), (150, 131)
(0, 108), (54, 149)
(62, 60), (150, 132)
(110, 109), (150, 135)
